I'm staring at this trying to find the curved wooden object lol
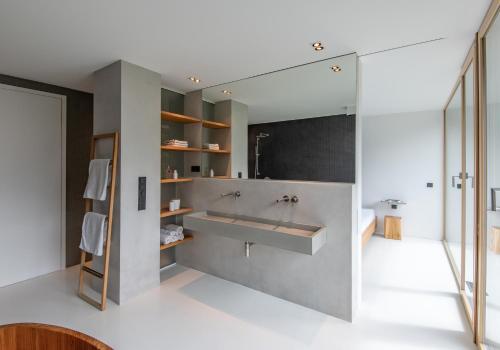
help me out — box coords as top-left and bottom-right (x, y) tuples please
(0, 323), (112, 350)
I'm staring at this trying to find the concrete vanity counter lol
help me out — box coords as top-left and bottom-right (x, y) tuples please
(184, 210), (327, 255)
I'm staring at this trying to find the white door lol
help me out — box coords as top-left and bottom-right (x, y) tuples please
(0, 84), (65, 287)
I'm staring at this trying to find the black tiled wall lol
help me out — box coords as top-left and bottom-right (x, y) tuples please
(248, 114), (355, 183)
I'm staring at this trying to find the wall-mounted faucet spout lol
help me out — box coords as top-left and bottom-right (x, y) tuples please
(221, 191), (241, 198)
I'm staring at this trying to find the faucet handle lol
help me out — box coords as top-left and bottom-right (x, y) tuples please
(234, 191), (241, 198)
(291, 195), (299, 203)
(276, 195), (290, 203)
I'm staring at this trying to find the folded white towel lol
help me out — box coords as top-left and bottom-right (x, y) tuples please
(83, 159), (110, 201)
(160, 230), (184, 245)
(162, 224), (183, 235)
(80, 212), (107, 256)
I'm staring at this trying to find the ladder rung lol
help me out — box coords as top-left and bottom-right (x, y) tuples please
(82, 266), (103, 279)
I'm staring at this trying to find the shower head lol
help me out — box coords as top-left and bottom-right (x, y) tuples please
(257, 132), (270, 139)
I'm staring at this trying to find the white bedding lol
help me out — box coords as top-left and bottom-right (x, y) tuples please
(360, 208), (375, 233)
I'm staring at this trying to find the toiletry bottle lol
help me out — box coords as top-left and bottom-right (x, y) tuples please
(166, 165), (172, 179)
(173, 169), (178, 179)
(209, 169), (214, 178)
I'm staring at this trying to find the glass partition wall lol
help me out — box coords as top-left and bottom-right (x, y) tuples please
(444, 82), (464, 286)
(443, 50), (477, 326)
(444, 2), (500, 348)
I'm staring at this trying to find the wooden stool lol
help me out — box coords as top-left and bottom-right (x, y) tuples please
(490, 226), (500, 254)
(384, 216), (401, 240)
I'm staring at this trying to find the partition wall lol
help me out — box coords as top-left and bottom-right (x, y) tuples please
(443, 1), (500, 348)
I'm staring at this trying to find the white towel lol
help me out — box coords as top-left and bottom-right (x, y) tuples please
(162, 224), (183, 235)
(160, 225), (184, 245)
(160, 232), (184, 245)
(80, 212), (107, 256)
(83, 159), (110, 201)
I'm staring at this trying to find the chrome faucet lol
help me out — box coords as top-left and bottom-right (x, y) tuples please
(276, 195), (290, 203)
(276, 195), (299, 203)
(221, 191), (241, 198)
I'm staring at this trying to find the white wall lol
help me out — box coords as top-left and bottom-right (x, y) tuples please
(362, 110), (443, 240)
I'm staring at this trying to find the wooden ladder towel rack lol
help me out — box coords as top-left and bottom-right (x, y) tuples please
(78, 132), (119, 311)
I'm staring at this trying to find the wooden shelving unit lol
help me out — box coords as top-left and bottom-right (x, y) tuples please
(202, 149), (231, 154)
(160, 207), (193, 218)
(161, 111), (200, 124)
(160, 235), (193, 250)
(202, 120), (230, 129)
(161, 178), (193, 184)
(161, 145), (201, 152)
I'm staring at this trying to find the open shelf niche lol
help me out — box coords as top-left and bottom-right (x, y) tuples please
(160, 89), (201, 269)
(201, 99), (231, 178)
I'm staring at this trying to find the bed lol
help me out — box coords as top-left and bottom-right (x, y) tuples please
(361, 208), (377, 248)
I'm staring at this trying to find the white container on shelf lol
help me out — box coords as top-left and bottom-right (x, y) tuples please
(169, 200), (176, 212)
(174, 199), (181, 210)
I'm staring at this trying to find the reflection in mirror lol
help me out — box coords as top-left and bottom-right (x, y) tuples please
(201, 53), (357, 182)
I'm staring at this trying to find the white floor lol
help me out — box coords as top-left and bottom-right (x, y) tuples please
(0, 236), (475, 350)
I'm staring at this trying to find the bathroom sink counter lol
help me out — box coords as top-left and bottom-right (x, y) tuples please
(184, 211), (327, 255)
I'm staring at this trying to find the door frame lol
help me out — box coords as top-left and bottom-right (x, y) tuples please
(477, 1), (500, 347)
(0, 83), (67, 270)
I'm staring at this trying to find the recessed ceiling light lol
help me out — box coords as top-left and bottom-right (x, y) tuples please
(222, 89), (232, 95)
(312, 42), (324, 51)
(188, 76), (201, 83)
(330, 65), (341, 72)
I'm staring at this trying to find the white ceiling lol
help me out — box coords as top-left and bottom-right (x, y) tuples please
(203, 54), (356, 124)
(0, 0), (491, 115)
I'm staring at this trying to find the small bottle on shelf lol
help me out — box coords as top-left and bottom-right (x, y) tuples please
(209, 169), (214, 178)
(173, 169), (178, 179)
(165, 165), (172, 179)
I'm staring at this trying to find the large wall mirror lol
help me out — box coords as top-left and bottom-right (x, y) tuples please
(200, 53), (357, 182)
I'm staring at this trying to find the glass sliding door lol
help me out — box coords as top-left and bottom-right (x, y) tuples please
(483, 7), (500, 348)
(464, 63), (476, 314)
(445, 83), (463, 282)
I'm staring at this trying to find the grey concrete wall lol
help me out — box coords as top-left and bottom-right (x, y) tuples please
(230, 101), (248, 179)
(93, 61), (122, 302)
(176, 178), (357, 321)
(119, 61), (161, 302)
(93, 60), (161, 304)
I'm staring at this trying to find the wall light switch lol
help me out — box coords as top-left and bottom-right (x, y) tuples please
(138, 177), (146, 211)
(426, 182), (433, 188)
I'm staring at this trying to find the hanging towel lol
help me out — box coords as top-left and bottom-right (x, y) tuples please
(83, 159), (110, 200)
(80, 212), (107, 256)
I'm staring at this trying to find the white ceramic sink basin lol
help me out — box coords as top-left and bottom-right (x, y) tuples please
(183, 211), (327, 255)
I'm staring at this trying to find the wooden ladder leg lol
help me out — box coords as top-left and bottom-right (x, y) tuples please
(100, 132), (119, 310)
(78, 250), (87, 295)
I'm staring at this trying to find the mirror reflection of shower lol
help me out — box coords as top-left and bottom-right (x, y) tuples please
(255, 132), (270, 178)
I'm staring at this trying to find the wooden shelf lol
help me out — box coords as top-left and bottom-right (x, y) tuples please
(202, 120), (230, 129)
(161, 145), (201, 152)
(160, 235), (193, 250)
(202, 149), (231, 154)
(160, 207), (193, 218)
(161, 111), (200, 124)
(203, 175), (230, 179)
(161, 178), (193, 184)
